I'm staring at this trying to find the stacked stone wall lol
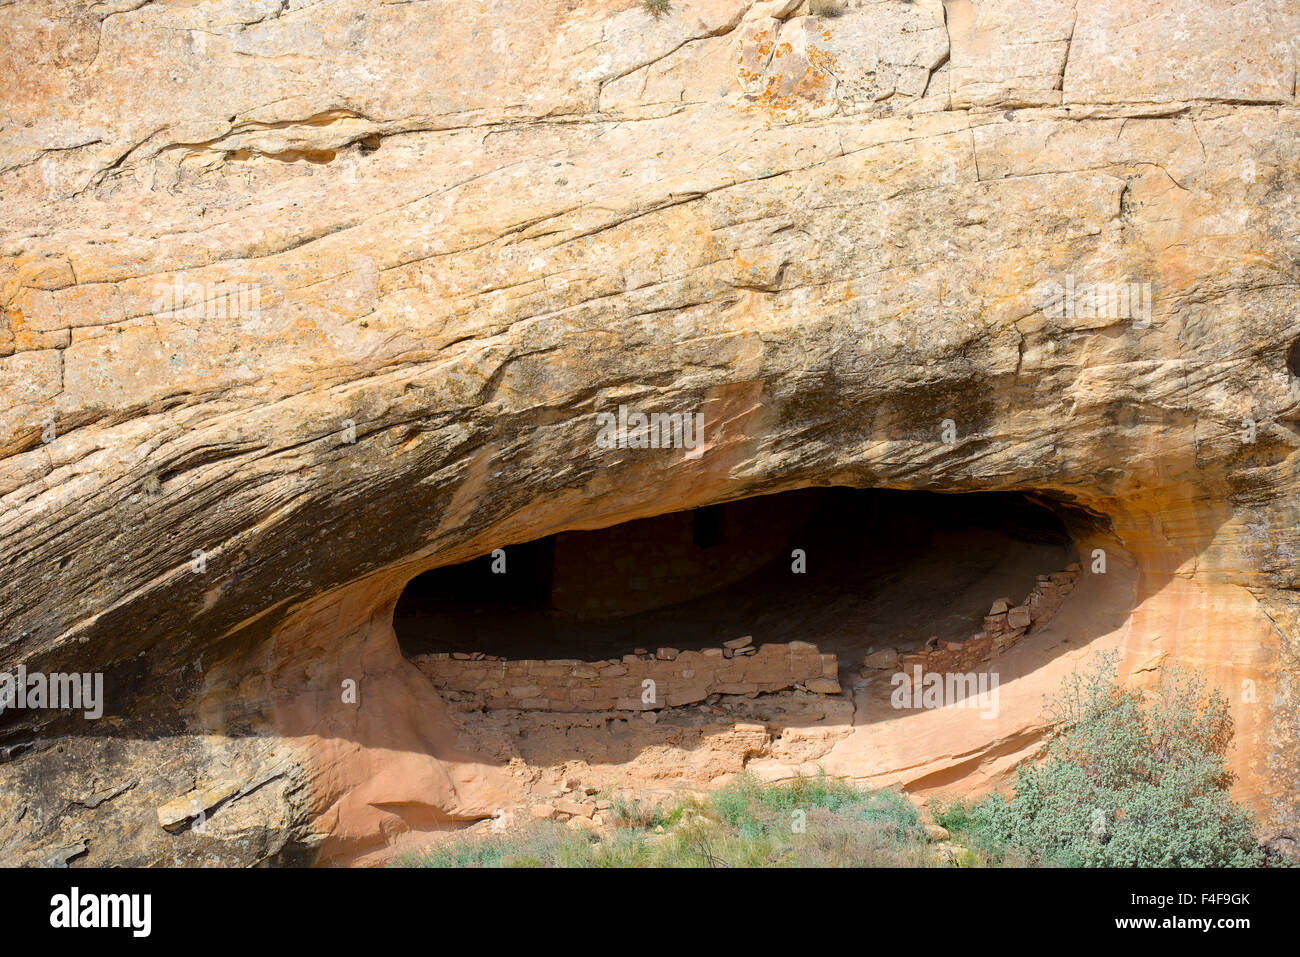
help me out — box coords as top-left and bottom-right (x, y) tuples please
(413, 640), (840, 711)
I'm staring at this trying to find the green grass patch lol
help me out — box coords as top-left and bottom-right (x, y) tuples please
(395, 772), (937, 868)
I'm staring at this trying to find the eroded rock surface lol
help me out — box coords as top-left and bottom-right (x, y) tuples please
(1, 0), (1298, 865)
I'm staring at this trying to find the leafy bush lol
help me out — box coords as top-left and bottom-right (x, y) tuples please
(642, 0), (670, 19)
(938, 652), (1265, 867)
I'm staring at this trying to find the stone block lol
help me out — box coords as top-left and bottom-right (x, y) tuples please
(861, 648), (899, 670)
(712, 682), (758, 695)
(555, 799), (594, 818)
(983, 613), (1008, 633)
(804, 677), (842, 694)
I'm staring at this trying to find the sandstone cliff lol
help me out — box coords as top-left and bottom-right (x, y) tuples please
(1, 0), (1298, 866)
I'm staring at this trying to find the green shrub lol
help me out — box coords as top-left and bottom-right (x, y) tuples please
(930, 795), (975, 833)
(709, 770), (926, 855)
(642, 0), (670, 19)
(712, 770), (861, 838)
(610, 794), (671, 829)
(945, 651), (1265, 867)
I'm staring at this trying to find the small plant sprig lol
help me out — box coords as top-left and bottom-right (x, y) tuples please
(642, 0), (671, 19)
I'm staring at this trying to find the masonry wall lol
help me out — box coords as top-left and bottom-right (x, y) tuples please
(412, 641), (840, 711)
(894, 563), (1082, 678)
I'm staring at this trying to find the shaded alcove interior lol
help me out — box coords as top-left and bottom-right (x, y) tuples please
(394, 487), (1079, 669)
